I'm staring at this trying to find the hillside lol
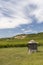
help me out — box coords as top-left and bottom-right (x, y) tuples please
(0, 32), (43, 47)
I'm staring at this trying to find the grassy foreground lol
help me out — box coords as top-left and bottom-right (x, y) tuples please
(0, 46), (43, 65)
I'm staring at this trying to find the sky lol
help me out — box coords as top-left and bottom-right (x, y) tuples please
(0, 0), (43, 38)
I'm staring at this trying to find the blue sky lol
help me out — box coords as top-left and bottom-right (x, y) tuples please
(0, 0), (43, 38)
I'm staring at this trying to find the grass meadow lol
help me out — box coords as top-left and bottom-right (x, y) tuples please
(0, 46), (43, 65)
(0, 33), (43, 65)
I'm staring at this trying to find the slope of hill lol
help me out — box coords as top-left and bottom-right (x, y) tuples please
(0, 32), (43, 47)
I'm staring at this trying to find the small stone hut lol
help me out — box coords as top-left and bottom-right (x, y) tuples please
(27, 40), (38, 53)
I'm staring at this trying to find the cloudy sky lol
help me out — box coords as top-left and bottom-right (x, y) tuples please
(0, 0), (43, 38)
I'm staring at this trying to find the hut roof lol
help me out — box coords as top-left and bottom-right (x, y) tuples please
(28, 40), (38, 44)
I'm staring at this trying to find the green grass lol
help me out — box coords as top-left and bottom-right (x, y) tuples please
(0, 32), (43, 47)
(0, 46), (43, 65)
(0, 32), (43, 65)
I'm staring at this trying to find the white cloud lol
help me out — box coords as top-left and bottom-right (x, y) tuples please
(22, 29), (38, 34)
(21, 28), (32, 33)
(0, 0), (32, 29)
(21, 29), (25, 31)
(0, 17), (32, 29)
(24, 29), (32, 33)
(0, 0), (43, 29)
(26, 0), (43, 23)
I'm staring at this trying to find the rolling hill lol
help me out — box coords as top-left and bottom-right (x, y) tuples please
(0, 32), (43, 47)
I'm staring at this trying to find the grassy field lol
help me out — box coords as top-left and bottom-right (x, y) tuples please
(0, 46), (43, 65)
(0, 32), (43, 65)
